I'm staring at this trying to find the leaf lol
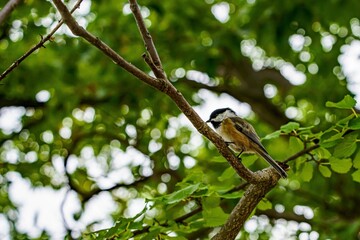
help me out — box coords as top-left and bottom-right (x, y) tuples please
(219, 191), (244, 199)
(351, 170), (360, 183)
(211, 156), (227, 163)
(203, 207), (229, 227)
(329, 157), (352, 174)
(301, 163), (314, 182)
(202, 196), (229, 227)
(218, 166), (235, 182)
(314, 147), (332, 159)
(354, 150), (360, 169)
(289, 136), (303, 154)
(325, 95), (356, 109)
(336, 114), (355, 127)
(139, 227), (161, 240)
(318, 165), (332, 178)
(280, 122), (300, 133)
(101, 207), (147, 238)
(320, 131), (344, 148)
(349, 117), (360, 130)
(333, 132), (358, 158)
(162, 183), (200, 204)
(263, 130), (281, 140)
(257, 198), (272, 211)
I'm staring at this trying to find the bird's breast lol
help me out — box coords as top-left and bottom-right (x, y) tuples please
(216, 121), (250, 152)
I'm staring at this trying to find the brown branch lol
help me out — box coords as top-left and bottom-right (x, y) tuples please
(51, 0), (259, 184)
(0, 0), (83, 81)
(51, 2), (285, 239)
(129, 0), (165, 78)
(132, 206), (203, 237)
(212, 168), (279, 240)
(52, 0), (159, 89)
(256, 209), (310, 223)
(283, 144), (320, 164)
(0, 0), (23, 26)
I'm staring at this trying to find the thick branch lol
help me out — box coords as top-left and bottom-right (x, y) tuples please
(0, 0), (22, 26)
(212, 168), (279, 240)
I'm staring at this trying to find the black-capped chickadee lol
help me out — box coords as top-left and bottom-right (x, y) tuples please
(207, 108), (287, 178)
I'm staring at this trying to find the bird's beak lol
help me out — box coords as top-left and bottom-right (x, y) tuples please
(206, 119), (211, 123)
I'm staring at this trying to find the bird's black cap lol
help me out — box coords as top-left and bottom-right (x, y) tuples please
(207, 108), (234, 122)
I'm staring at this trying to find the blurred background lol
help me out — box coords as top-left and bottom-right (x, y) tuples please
(1, 0), (360, 239)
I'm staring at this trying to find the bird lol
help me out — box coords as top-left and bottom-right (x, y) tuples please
(206, 107), (287, 178)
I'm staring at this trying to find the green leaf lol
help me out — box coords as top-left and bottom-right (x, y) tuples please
(325, 95), (356, 109)
(100, 207), (147, 238)
(257, 198), (272, 211)
(333, 132), (358, 158)
(329, 157), (352, 174)
(211, 156), (227, 163)
(349, 117), (360, 130)
(263, 130), (281, 140)
(354, 150), (360, 169)
(242, 154), (258, 166)
(163, 183), (200, 204)
(351, 170), (360, 183)
(218, 166), (235, 182)
(202, 196), (229, 227)
(301, 163), (314, 182)
(280, 122), (300, 133)
(289, 136), (303, 154)
(314, 147), (332, 159)
(319, 165), (332, 178)
(139, 227), (161, 240)
(336, 114), (355, 126)
(320, 131), (344, 148)
(219, 191), (244, 199)
(203, 207), (228, 227)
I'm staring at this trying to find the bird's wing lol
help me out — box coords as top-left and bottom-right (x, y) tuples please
(230, 117), (268, 154)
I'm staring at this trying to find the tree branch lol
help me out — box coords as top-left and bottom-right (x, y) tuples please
(129, 0), (165, 78)
(132, 206), (203, 237)
(51, 0), (260, 184)
(0, 0), (83, 81)
(52, 0), (159, 90)
(283, 144), (320, 164)
(212, 168), (279, 239)
(256, 209), (310, 223)
(51, 2), (286, 239)
(0, 0), (23, 26)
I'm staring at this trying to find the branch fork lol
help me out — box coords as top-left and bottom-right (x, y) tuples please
(42, 1), (290, 239)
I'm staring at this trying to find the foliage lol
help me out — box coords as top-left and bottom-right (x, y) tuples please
(1, 0), (360, 239)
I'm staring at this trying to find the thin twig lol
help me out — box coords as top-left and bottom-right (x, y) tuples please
(132, 206), (203, 237)
(142, 52), (163, 77)
(0, 0), (83, 81)
(283, 144), (320, 164)
(0, 0), (23, 26)
(129, 0), (165, 78)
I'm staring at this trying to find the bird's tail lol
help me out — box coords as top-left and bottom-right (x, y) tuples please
(256, 148), (288, 178)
